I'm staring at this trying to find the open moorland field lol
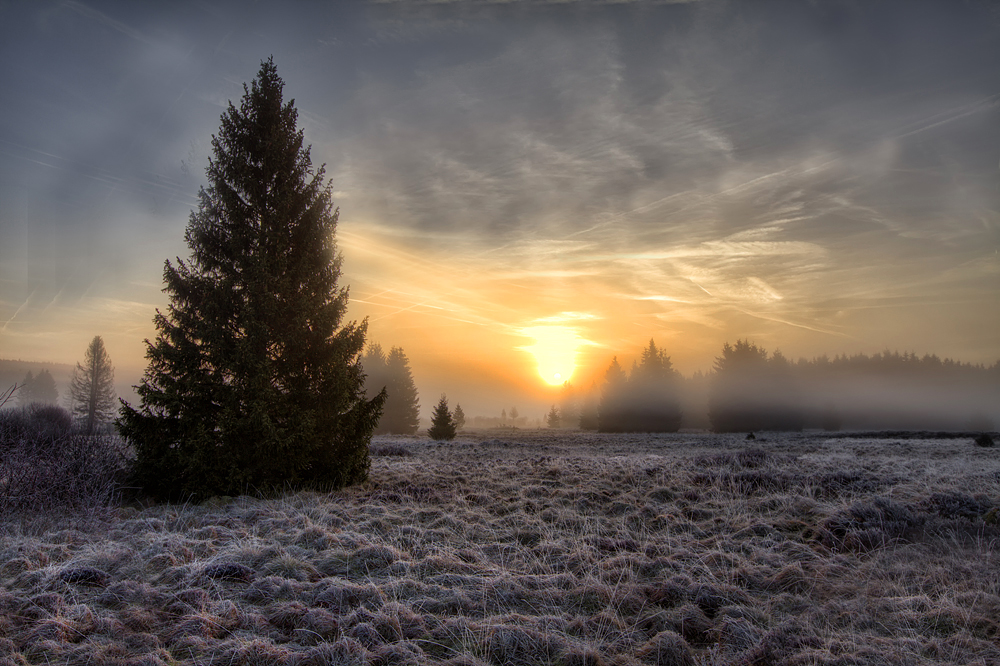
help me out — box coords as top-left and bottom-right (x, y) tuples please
(2, 431), (999, 666)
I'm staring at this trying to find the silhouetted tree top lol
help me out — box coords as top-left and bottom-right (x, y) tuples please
(603, 356), (627, 388)
(118, 58), (384, 500)
(713, 339), (770, 374)
(637, 338), (679, 381)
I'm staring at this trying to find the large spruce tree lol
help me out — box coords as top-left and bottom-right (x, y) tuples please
(118, 59), (384, 500)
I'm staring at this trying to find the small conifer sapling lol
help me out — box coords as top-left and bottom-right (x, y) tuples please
(428, 395), (457, 441)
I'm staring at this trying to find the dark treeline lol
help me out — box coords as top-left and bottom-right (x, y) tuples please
(710, 341), (1000, 431)
(773, 347), (997, 432)
(709, 340), (803, 432)
(572, 339), (999, 433)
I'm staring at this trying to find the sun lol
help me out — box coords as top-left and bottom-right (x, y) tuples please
(520, 326), (582, 386)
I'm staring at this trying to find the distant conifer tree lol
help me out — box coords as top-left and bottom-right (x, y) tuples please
(381, 347), (420, 434)
(363, 343), (420, 434)
(709, 339), (802, 432)
(453, 403), (466, 431)
(598, 356), (627, 432)
(362, 343), (388, 402)
(628, 339), (683, 431)
(598, 342), (682, 432)
(19, 369), (58, 406)
(17, 371), (33, 407)
(428, 395), (456, 441)
(559, 381), (578, 429)
(546, 404), (561, 428)
(579, 382), (600, 430)
(70, 335), (117, 435)
(117, 59), (384, 500)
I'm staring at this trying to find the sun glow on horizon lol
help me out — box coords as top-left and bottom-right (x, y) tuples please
(520, 325), (584, 386)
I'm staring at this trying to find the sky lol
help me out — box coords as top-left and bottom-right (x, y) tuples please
(1, 0), (998, 419)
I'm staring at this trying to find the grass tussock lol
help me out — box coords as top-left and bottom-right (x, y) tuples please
(0, 431), (998, 664)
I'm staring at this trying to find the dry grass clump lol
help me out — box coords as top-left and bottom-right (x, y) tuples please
(635, 630), (695, 666)
(820, 497), (924, 552)
(0, 432), (998, 664)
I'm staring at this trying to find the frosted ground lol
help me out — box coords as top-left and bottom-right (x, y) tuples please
(1, 431), (998, 665)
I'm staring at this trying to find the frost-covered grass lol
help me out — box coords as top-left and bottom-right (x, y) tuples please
(1, 431), (998, 665)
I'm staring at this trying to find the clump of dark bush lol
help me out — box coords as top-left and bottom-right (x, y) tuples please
(694, 448), (772, 469)
(59, 566), (110, 587)
(0, 402), (132, 521)
(807, 471), (892, 498)
(974, 433), (995, 448)
(821, 497), (923, 551)
(203, 562), (255, 583)
(690, 468), (791, 495)
(920, 492), (991, 520)
(369, 443), (413, 457)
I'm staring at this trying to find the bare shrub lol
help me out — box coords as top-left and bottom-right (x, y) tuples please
(0, 405), (132, 526)
(25, 403), (73, 438)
